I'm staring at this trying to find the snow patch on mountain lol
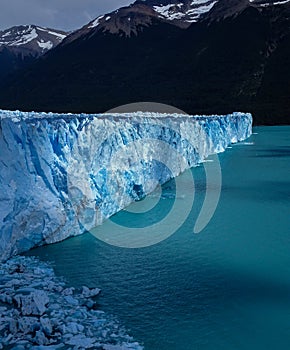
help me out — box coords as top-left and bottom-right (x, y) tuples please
(153, 0), (218, 22)
(36, 27), (67, 40)
(89, 15), (105, 28)
(253, 0), (290, 6)
(37, 40), (54, 50)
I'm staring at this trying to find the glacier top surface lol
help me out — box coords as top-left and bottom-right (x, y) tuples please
(0, 109), (252, 123)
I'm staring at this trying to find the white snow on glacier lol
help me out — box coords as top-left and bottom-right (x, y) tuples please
(0, 110), (252, 261)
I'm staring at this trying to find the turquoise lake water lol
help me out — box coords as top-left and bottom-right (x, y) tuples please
(27, 126), (290, 350)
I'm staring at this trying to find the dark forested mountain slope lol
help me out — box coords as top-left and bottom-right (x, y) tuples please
(1, 0), (290, 125)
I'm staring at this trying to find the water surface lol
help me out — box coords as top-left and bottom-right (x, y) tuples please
(27, 126), (290, 350)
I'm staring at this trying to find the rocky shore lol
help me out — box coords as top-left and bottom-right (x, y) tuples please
(0, 256), (143, 350)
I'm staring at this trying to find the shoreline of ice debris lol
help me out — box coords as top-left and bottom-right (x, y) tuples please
(0, 255), (143, 350)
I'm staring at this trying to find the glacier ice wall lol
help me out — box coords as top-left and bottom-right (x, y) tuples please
(0, 110), (252, 261)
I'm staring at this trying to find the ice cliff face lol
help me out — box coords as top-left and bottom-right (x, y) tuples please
(0, 110), (252, 261)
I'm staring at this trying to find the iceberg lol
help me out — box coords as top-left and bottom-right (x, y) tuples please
(0, 110), (252, 261)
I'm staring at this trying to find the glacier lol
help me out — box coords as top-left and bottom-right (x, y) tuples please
(0, 109), (252, 261)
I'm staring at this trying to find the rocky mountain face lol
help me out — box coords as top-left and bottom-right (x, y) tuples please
(0, 25), (67, 79)
(65, 0), (289, 39)
(65, 0), (220, 42)
(1, 0), (290, 124)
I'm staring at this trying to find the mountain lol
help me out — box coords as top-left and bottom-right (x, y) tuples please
(60, 0), (289, 39)
(1, 0), (290, 125)
(0, 25), (67, 79)
(65, 0), (220, 41)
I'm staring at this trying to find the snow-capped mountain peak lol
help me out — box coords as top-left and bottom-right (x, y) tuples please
(66, 0), (219, 40)
(94, 0), (219, 30)
(0, 25), (67, 55)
